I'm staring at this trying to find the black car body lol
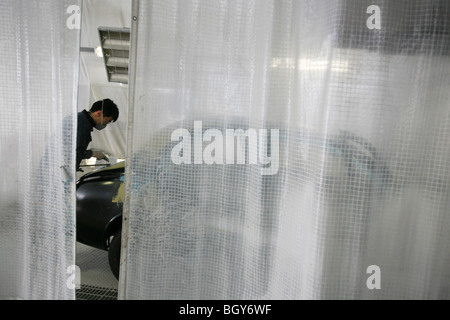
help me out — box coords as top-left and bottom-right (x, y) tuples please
(76, 161), (125, 279)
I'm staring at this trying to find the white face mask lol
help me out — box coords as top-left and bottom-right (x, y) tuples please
(95, 121), (107, 131)
(95, 102), (107, 130)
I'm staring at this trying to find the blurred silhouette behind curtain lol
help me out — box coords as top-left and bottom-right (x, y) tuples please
(122, 0), (450, 299)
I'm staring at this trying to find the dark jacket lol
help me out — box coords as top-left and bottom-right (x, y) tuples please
(76, 110), (96, 170)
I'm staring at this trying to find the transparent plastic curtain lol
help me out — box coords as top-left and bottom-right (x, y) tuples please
(0, 0), (80, 299)
(122, 0), (450, 299)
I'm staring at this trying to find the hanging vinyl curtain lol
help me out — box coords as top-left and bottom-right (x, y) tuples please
(0, 0), (80, 299)
(121, 0), (450, 299)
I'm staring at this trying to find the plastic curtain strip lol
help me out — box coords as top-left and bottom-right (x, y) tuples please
(0, 0), (80, 299)
(121, 0), (450, 299)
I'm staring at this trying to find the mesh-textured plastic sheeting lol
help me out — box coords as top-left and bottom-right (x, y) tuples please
(121, 0), (450, 299)
(0, 1), (80, 299)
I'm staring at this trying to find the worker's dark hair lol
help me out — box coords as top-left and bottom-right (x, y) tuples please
(90, 99), (119, 122)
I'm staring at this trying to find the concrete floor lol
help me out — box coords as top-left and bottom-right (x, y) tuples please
(76, 242), (119, 299)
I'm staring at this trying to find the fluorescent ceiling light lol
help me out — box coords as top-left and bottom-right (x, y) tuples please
(98, 27), (130, 84)
(106, 57), (129, 68)
(102, 39), (130, 50)
(110, 73), (129, 83)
